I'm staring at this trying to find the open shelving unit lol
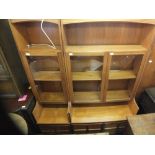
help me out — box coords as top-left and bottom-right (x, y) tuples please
(10, 19), (155, 134)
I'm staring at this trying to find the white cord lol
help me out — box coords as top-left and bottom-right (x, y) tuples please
(41, 19), (56, 49)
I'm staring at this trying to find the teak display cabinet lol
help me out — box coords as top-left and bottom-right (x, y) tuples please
(9, 20), (68, 104)
(9, 19), (155, 134)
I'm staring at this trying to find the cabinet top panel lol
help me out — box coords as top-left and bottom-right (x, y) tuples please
(62, 19), (155, 25)
(10, 19), (60, 24)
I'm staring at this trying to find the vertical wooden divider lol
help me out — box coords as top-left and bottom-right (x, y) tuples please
(101, 53), (111, 102)
(60, 20), (74, 104)
(67, 101), (72, 123)
(130, 52), (149, 99)
(57, 52), (68, 103)
(64, 53), (74, 102)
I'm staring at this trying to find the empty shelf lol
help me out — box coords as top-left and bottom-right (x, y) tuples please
(40, 92), (65, 103)
(72, 71), (101, 81)
(65, 45), (147, 56)
(72, 105), (134, 123)
(33, 71), (61, 81)
(23, 46), (61, 56)
(74, 91), (101, 103)
(109, 70), (136, 80)
(38, 108), (69, 124)
(107, 90), (130, 102)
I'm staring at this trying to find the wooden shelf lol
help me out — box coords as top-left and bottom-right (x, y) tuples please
(65, 45), (147, 56)
(38, 108), (69, 124)
(107, 90), (130, 102)
(10, 19), (59, 24)
(74, 91), (101, 103)
(73, 90), (130, 103)
(33, 71), (61, 81)
(72, 71), (101, 81)
(40, 92), (65, 103)
(72, 70), (136, 81)
(109, 70), (136, 80)
(72, 104), (134, 123)
(23, 46), (61, 56)
(62, 19), (155, 25)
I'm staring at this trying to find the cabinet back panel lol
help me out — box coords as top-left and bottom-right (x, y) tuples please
(36, 81), (63, 92)
(14, 22), (60, 46)
(64, 22), (150, 45)
(71, 56), (103, 72)
(108, 80), (130, 90)
(28, 56), (60, 72)
(73, 81), (101, 91)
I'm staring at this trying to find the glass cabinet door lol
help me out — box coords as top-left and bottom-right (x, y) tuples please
(69, 56), (104, 103)
(27, 55), (66, 104)
(107, 54), (143, 102)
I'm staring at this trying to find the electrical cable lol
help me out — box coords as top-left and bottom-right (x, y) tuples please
(41, 19), (56, 49)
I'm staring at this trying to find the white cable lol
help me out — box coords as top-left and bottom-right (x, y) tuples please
(41, 19), (56, 49)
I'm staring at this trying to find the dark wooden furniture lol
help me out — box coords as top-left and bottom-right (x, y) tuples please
(0, 19), (28, 99)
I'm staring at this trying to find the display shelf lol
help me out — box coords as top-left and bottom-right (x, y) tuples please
(65, 45), (147, 56)
(72, 71), (101, 81)
(109, 70), (136, 80)
(106, 90), (130, 102)
(38, 108), (69, 124)
(40, 92), (65, 103)
(23, 46), (61, 56)
(33, 71), (61, 81)
(71, 104), (136, 123)
(73, 91), (101, 103)
(71, 70), (137, 81)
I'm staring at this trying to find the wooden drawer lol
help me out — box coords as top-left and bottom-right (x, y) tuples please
(73, 123), (103, 134)
(103, 121), (127, 128)
(39, 124), (70, 134)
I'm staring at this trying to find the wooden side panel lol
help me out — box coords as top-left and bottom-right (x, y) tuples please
(9, 21), (28, 51)
(137, 30), (155, 95)
(32, 102), (43, 122)
(128, 99), (139, 114)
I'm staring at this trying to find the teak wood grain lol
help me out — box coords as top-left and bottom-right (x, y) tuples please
(9, 19), (155, 127)
(62, 19), (155, 25)
(71, 100), (138, 123)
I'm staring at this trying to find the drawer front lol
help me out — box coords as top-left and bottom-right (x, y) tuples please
(73, 121), (127, 134)
(104, 121), (127, 128)
(39, 124), (70, 134)
(73, 123), (103, 134)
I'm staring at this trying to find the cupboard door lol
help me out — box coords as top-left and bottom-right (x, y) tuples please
(65, 53), (107, 103)
(106, 53), (144, 102)
(25, 52), (67, 104)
